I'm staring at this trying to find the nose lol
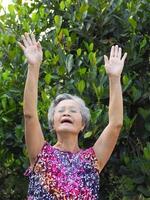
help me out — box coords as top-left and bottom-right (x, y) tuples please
(63, 109), (70, 116)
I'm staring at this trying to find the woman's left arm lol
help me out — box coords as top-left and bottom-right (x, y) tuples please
(93, 45), (127, 172)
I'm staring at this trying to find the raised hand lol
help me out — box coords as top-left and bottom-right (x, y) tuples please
(18, 32), (43, 66)
(104, 45), (127, 77)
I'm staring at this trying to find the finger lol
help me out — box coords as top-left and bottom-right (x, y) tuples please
(114, 45), (118, 57)
(31, 33), (36, 45)
(21, 35), (28, 47)
(104, 55), (108, 65)
(122, 52), (127, 62)
(118, 47), (122, 59)
(110, 46), (115, 58)
(37, 41), (42, 49)
(17, 41), (25, 51)
(24, 32), (32, 45)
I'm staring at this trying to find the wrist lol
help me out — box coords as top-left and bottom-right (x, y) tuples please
(109, 75), (121, 84)
(27, 65), (40, 77)
(28, 63), (41, 70)
(108, 74), (121, 80)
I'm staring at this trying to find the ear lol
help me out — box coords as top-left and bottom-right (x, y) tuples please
(81, 123), (85, 132)
(50, 120), (55, 131)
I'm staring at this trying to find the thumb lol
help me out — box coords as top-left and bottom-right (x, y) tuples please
(122, 52), (127, 62)
(104, 55), (108, 65)
(37, 41), (42, 48)
(17, 41), (25, 51)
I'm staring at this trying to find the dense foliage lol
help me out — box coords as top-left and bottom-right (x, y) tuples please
(0, 0), (150, 199)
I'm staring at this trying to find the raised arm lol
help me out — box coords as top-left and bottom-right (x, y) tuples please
(18, 33), (45, 166)
(93, 45), (127, 172)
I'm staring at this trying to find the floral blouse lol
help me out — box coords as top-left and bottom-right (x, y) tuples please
(25, 142), (100, 200)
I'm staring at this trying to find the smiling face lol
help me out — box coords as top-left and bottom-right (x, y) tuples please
(53, 99), (85, 135)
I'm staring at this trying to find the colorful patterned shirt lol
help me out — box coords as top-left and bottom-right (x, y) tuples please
(25, 142), (100, 199)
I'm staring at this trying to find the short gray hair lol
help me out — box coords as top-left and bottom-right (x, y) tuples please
(48, 93), (90, 132)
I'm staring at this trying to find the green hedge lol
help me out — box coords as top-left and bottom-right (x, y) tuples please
(0, 0), (150, 199)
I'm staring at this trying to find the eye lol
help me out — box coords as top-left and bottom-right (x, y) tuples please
(57, 109), (65, 113)
(70, 109), (77, 113)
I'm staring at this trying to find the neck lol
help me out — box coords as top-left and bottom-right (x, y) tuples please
(54, 132), (80, 153)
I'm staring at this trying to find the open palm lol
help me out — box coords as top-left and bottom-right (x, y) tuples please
(18, 33), (43, 66)
(104, 45), (127, 77)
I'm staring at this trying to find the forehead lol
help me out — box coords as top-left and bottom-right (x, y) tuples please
(55, 99), (80, 109)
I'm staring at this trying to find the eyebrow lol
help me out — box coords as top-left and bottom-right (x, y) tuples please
(58, 106), (78, 109)
(56, 105), (80, 110)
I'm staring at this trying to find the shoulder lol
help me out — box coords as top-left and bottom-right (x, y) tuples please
(80, 147), (101, 172)
(31, 142), (53, 168)
(25, 142), (54, 176)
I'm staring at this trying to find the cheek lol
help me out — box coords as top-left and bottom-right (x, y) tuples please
(79, 115), (85, 129)
(53, 114), (59, 127)
(76, 115), (84, 126)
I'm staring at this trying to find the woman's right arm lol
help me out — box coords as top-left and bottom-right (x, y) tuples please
(18, 33), (45, 166)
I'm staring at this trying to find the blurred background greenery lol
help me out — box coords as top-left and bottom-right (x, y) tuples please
(0, 0), (150, 199)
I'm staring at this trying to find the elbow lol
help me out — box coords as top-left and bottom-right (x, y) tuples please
(23, 107), (38, 120)
(109, 122), (123, 130)
(24, 113), (33, 119)
(116, 123), (123, 130)
(116, 121), (123, 128)
(23, 111), (35, 119)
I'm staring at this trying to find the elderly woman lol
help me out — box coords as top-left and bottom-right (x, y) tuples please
(18, 33), (127, 199)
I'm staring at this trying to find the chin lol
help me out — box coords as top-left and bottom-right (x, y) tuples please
(56, 127), (77, 135)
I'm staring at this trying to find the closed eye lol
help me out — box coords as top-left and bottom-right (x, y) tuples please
(70, 109), (77, 113)
(58, 109), (65, 113)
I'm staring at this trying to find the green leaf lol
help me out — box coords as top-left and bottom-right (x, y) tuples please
(88, 52), (96, 65)
(128, 16), (137, 30)
(80, 3), (88, 12)
(8, 4), (15, 16)
(92, 83), (104, 98)
(76, 80), (85, 94)
(44, 74), (51, 85)
(41, 91), (48, 101)
(78, 67), (86, 76)
(39, 7), (45, 18)
(124, 115), (137, 131)
(15, 125), (23, 142)
(58, 66), (65, 76)
(89, 43), (94, 52)
(1, 98), (7, 110)
(60, 1), (65, 10)
(31, 12), (38, 22)
(131, 86), (141, 102)
(2, 70), (10, 80)
(65, 0), (71, 8)
(84, 131), (93, 138)
(143, 143), (150, 160)
(123, 75), (132, 91)
(91, 109), (102, 124)
(54, 15), (62, 28)
(138, 108), (150, 119)
(77, 48), (82, 56)
(63, 28), (69, 36)
(65, 54), (74, 73)
(140, 37), (147, 50)
(45, 50), (52, 58)
(124, 156), (130, 165)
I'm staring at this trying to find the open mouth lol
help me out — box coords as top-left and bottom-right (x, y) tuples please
(61, 118), (73, 124)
